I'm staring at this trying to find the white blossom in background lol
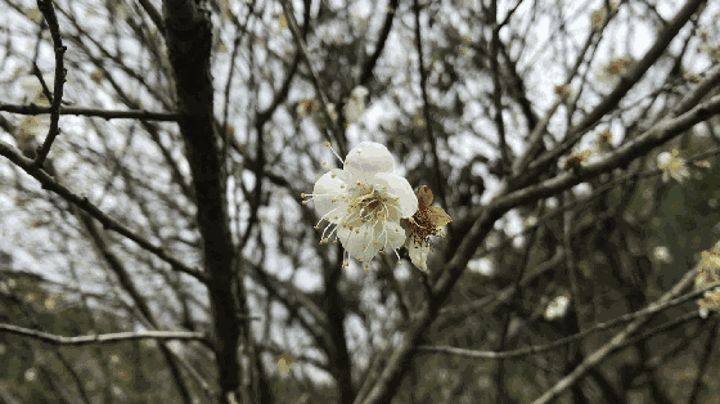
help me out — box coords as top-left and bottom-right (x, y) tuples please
(276, 353), (294, 376)
(544, 295), (570, 321)
(695, 243), (720, 318)
(467, 257), (495, 277)
(24, 368), (37, 382)
(303, 142), (417, 268)
(652, 246), (673, 264)
(656, 149), (690, 183)
(343, 86), (369, 125)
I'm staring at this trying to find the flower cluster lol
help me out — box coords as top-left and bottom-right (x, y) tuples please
(695, 244), (720, 318)
(656, 149), (690, 183)
(304, 142), (451, 271)
(600, 56), (634, 78)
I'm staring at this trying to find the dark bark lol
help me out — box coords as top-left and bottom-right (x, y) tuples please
(162, 1), (241, 401)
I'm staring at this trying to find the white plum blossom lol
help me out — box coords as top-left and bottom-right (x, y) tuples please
(24, 367), (37, 382)
(304, 142), (418, 267)
(656, 149), (690, 183)
(544, 295), (570, 321)
(652, 246), (673, 264)
(343, 86), (369, 125)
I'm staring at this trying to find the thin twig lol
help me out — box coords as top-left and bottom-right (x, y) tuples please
(358, 0), (399, 87)
(279, 0), (346, 155)
(687, 318), (718, 404)
(412, 0), (446, 207)
(488, 0), (510, 174)
(419, 284), (713, 360)
(33, 0), (67, 168)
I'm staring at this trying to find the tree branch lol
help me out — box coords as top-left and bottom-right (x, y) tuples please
(33, 0), (66, 169)
(355, 91), (720, 404)
(162, 0), (244, 400)
(413, 0), (447, 206)
(527, 0), (706, 175)
(418, 285), (713, 360)
(0, 103), (181, 121)
(0, 140), (206, 281)
(0, 323), (208, 346)
(531, 268), (699, 404)
(279, 0), (346, 154)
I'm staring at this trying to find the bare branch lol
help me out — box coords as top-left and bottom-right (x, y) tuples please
(279, 0), (346, 154)
(0, 323), (208, 346)
(33, 0), (66, 168)
(531, 268), (699, 404)
(0, 140), (206, 281)
(0, 103), (181, 121)
(419, 284), (714, 360)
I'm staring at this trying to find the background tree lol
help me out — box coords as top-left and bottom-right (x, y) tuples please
(1, 0), (720, 403)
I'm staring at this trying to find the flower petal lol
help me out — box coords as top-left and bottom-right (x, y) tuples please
(371, 172), (418, 218)
(656, 152), (672, 169)
(382, 221), (406, 251)
(337, 223), (383, 262)
(427, 206), (453, 229)
(312, 169), (349, 222)
(408, 240), (430, 272)
(343, 142), (395, 180)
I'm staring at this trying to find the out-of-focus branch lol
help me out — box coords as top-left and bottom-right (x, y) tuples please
(33, 0), (66, 168)
(510, 1), (616, 179)
(138, 0), (166, 34)
(531, 269), (699, 404)
(0, 323), (208, 346)
(79, 211), (196, 404)
(279, 0), (347, 155)
(488, 0), (510, 174)
(355, 91), (720, 404)
(527, 0), (706, 175)
(419, 284), (713, 360)
(687, 318), (718, 404)
(0, 104), (179, 122)
(413, 0), (446, 206)
(255, 0), (309, 126)
(495, 93), (720, 212)
(358, 0), (399, 87)
(0, 103), (181, 121)
(0, 140), (206, 282)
